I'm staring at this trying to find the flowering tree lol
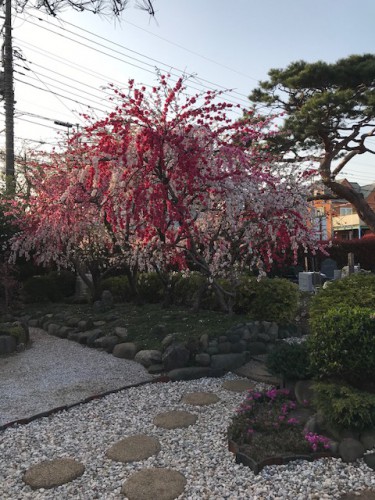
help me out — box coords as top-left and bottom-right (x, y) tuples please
(6, 75), (320, 309)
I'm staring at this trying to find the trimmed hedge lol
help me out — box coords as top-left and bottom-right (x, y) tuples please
(309, 306), (375, 387)
(234, 276), (299, 325)
(309, 273), (375, 324)
(266, 342), (312, 381)
(22, 271), (76, 303)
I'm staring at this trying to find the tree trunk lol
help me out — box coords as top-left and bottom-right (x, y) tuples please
(320, 158), (375, 233)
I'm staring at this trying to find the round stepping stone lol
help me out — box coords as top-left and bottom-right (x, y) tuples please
(121, 467), (186, 500)
(181, 392), (220, 406)
(153, 410), (197, 429)
(23, 458), (85, 490)
(106, 435), (161, 463)
(222, 379), (255, 392)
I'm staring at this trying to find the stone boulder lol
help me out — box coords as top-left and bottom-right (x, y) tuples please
(209, 353), (247, 371)
(162, 343), (190, 371)
(112, 342), (138, 360)
(114, 326), (128, 341)
(134, 350), (162, 368)
(339, 438), (365, 463)
(0, 335), (17, 355)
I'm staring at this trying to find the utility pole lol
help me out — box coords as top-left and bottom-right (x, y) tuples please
(2, 0), (15, 194)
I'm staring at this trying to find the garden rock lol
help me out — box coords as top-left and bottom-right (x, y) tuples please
(121, 468), (186, 500)
(148, 364), (165, 374)
(85, 329), (104, 347)
(162, 343), (190, 371)
(168, 366), (224, 381)
(210, 353), (247, 371)
(56, 326), (73, 339)
(0, 335), (17, 355)
(67, 331), (79, 342)
(23, 458), (85, 490)
(66, 317), (80, 327)
(364, 452), (375, 471)
(360, 430), (375, 450)
(195, 353), (211, 367)
(134, 349), (162, 368)
(93, 335), (119, 353)
(77, 319), (94, 332)
(114, 326), (128, 341)
(218, 342), (232, 354)
(199, 333), (209, 349)
(112, 342), (138, 360)
(247, 342), (267, 355)
(339, 438), (365, 463)
(161, 333), (176, 349)
(47, 323), (60, 336)
(76, 331), (92, 345)
(106, 435), (161, 463)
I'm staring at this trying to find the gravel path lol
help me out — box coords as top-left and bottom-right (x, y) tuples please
(0, 328), (153, 426)
(1, 330), (374, 499)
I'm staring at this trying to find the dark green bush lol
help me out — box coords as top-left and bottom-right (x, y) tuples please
(48, 270), (76, 298)
(172, 272), (208, 307)
(137, 272), (164, 303)
(309, 306), (375, 387)
(313, 381), (375, 431)
(266, 342), (312, 380)
(234, 276), (299, 325)
(309, 273), (375, 324)
(100, 276), (134, 302)
(22, 270), (75, 302)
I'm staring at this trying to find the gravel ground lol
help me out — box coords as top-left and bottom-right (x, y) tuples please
(0, 328), (153, 426)
(1, 329), (374, 499)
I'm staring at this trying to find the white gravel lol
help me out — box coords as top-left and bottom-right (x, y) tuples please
(1, 330), (374, 499)
(0, 328), (153, 426)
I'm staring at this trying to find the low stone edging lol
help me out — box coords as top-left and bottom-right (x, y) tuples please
(20, 311), (300, 380)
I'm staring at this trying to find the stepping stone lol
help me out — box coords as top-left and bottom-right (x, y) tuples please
(181, 392), (220, 406)
(121, 467), (186, 500)
(339, 491), (375, 500)
(23, 458), (85, 490)
(153, 410), (197, 429)
(106, 435), (161, 463)
(222, 379), (255, 392)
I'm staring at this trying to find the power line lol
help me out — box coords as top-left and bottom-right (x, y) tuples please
(122, 18), (260, 83)
(14, 77), (106, 114)
(24, 13), (251, 104)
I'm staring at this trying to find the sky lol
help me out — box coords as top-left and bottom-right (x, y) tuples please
(4, 0), (375, 185)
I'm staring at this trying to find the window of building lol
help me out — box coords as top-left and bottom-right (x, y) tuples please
(340, 207), (353, 216)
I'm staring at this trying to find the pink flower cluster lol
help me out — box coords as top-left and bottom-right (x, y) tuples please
(304, 432), (331, 452)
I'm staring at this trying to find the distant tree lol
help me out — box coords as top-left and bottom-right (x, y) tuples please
(249, 54), (375, 233)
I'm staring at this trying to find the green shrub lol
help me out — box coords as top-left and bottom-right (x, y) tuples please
(23, 275), (60, 302)
(234, 276), (299, 325)
(308, 306), (375, 386)
(309, 273), (375, 324)
(266, 342), (312, 380)
(172, 272), (208, 307)
(48, 270), (76, 298)
(313, 381), (375, 431)
(22, 271), (76, 303)
(137, 272), (164, 303)
(100, 276), (134, 302)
